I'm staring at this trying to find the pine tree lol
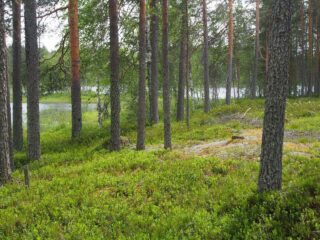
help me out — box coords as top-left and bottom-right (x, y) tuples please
(109, 0), (121, 151)
(259, 0), (292, 192)
(176, 0), (188, 121)
(202, 0), (210, 112)
(136, 0), (147, 150)
(0, 0), (12, 184)
(25, 0), (41, 160)
(252, 0), (260, 98)
(69, 0), (82, 138)
(226, 0), (234, 105)
(162, 0), (171, 149)
(12, 0), (23, 151)
(299, 0), (306, 96)
(150, 0), (159, 124)
(307, 0), (313, 95)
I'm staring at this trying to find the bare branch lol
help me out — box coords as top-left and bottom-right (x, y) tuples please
(37, 5), (68, 19)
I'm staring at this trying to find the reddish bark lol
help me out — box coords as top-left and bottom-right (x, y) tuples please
(69, 0), (82, 138)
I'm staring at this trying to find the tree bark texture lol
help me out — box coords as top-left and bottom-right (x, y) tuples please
(202, 0), (210, 112)
(109, 0), (121, 151)
(186, 6), (191, 128)
(7, 71), (13, 170)
(315, 14), (320, 95)
(176, 0), (188, 121)
(69, 0), (82, 138)
(25, 0), (41, 160)
(12, 0), (23, 151)
(0, 0), (12, 184)
(318, 15), (320, 94)
(252, 0), (260, 98)
(162, 0), (171, 149)
(307, 0), (313, 95)
(258, 0), (292, 192)
(300, 1), (306, 96)
(150, 0), (159, 124)
(136, 0), (147, 150)
(226, 0), (234, 105)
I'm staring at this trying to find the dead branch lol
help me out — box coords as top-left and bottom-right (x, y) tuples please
(37, 5), (68, 19)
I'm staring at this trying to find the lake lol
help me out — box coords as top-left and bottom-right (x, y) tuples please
(10, 103), (97, 128)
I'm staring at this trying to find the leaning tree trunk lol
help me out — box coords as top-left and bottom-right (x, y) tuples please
(136, 0), (147, 150)
(258, 0), (292, 192)
(162, 0), (171, 149)
(226, 0), (234, 105)
(12, 0), (23, 151)
(0, 0), (12, 185)
(25, 0), (40, 160)
(252, 0), (260, 98)
(109, 0), (121, 151)
(150, 0), (159, 124)
(176, 0), (188, 121)
(202, 0), (210, 112)
(69, 0), (82, 138)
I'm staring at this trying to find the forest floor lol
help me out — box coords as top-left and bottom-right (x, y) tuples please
(1, 98), (320, 239)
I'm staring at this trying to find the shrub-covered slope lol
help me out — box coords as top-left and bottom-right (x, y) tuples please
(1, 98), (319, 239)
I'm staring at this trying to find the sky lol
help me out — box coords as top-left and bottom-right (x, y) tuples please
(6, 5), (65, 52)
(39, 15), (65, 52)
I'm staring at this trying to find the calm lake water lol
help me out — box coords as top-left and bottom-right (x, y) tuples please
(9, 87), (247, 127)
(10, 103), (97, 125)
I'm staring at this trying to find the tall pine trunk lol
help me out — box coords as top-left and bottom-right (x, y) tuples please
(318, 14), (320, 93)
(300, 1), (306, 96)
(162, 0), (171, 149)
(109, 0), (121, 151)
(12, 0), (23, 151)
(186, 7), (191, 128)
(176, 0), (188, 121)
(202, 0), (210, 112)
(0, 0), (11, 184)
(136, 0), (147, 150)
(252, 0), (260, 98)
(315, 15), (320, 95)
(25, 0), (40, 160)
(226, 0), (234, 105)
(258, 0), (292, 192)
(69, 0), (82, 138)
(6, 71), (13, 170)
(307, 0), (313, 95)
(236, 54), (241, 99)
(265, 29), (269, 82)
(150, 0), (159, 124)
